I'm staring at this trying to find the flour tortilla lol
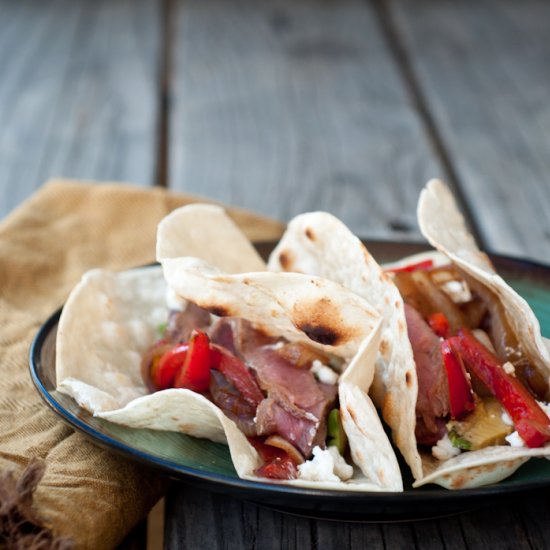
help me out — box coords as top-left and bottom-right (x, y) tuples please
(268, 212), (423, 480)
(160, 257), (380, 361)
(57, 259), (402, 491)
(157, 204), (266, 273)
(411, 179), (550, 488)
(418, 179), (550, 384)
(268, 185), (550, 488)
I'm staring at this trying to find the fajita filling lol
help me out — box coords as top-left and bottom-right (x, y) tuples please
(388, 259), (550, 457)
(141, 301), (350, 481)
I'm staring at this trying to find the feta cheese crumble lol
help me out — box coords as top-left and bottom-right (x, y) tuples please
(505, 431), (526, 447)
(311, 360), (339, 385)
(501, 410), (513, 426)
(502, 362), (516, 376)
(432, 434), (461, 461)
(440, 280), (472, 303)
(298, 446), (353, 482)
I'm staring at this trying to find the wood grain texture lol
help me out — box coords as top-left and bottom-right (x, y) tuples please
(391, 0), (550, 262)
(2, 1), (550, 549)
(165, 484), (550, 549)
(0, 0), (160, 218)
(169, 0), (442, 239)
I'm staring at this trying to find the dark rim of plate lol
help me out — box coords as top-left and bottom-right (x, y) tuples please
(28, 239), (550, 503)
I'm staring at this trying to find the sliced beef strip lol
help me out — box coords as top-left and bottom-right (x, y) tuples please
(255, 397), (320, 457)
(210, 317), (338, 457)
(415, 416), (447, 447)
(404, 304), (450, 437)
(209, 370), (257, 437)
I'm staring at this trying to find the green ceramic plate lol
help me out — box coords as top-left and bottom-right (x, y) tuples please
(29, 241), (550, 521)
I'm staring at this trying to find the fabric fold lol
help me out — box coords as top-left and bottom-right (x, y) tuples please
(0, 179), (284, 548)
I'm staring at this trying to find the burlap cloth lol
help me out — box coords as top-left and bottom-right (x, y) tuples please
(0, 180), (284, 548)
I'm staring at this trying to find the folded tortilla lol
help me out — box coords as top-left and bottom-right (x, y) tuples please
(413, 179), (550, 487)
(268, 212), (424, 481)
(268, 181), (550, 489)
(156, 203), (266, 273)
(56, 205), (403, 492)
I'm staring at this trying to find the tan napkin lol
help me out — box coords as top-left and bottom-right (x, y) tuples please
(0, 179), (284, 548)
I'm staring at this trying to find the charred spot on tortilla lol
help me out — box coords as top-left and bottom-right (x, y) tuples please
(178, 423), (195, 432)
(406, 371), (413, 387)
(278, 250), (293, 270)
(380, 338), (390, 356)
(292, 297), (358, 346)
(299, 323), (341, 346)
(447, 469), (478, 490)
(347, 404), (359, 426)
(397, 319), (405, 334)
(382, 391), (396, 421)
(305, 227), (316, 241)
(447, 473), (465, 489)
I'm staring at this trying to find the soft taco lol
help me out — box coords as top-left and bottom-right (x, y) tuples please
(268, 179), (550, 489)
(56, 205), (403, 492)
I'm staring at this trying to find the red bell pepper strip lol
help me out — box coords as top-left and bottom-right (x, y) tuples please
(173, 330), (212, 392)
(153, 343), (189, 390)
(385, 259), (434, 274)
(248, 436), (287, 462)
(450, 329), (550, 448)
(248, 437), (298, 480)
(429, 312), (450, 338)
(142, 339), (175, 391)
(210, 345), (264, 407)
(255, 456), (297, 480)
(441, 339), (475, 419)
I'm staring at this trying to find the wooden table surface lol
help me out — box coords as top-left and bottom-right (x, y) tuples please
(2, 0), (550, 548)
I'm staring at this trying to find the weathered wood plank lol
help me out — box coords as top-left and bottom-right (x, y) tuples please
(458, 504), (532, 550)
(315, 520), (386, 550)
(512, 489), (550, 550)
(169, 0), (442, 239)
(164, 485), (316, 550)
(166, 482), (550, 550)
(0, 0), (161, 218)
(391, 0), (550, 262)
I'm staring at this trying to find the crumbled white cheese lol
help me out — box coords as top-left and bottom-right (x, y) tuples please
(298, 446), (353, 482)
(440, 280), (472, 303)
(432, 434), (461, 461)
(505, 431), (526, 447)
(311, 360), (339, 385)
(501, 410), (513, 426)
(502, 362), (516, 376)
(329, 447), (354, 480)
(165, 287), (186, 311)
